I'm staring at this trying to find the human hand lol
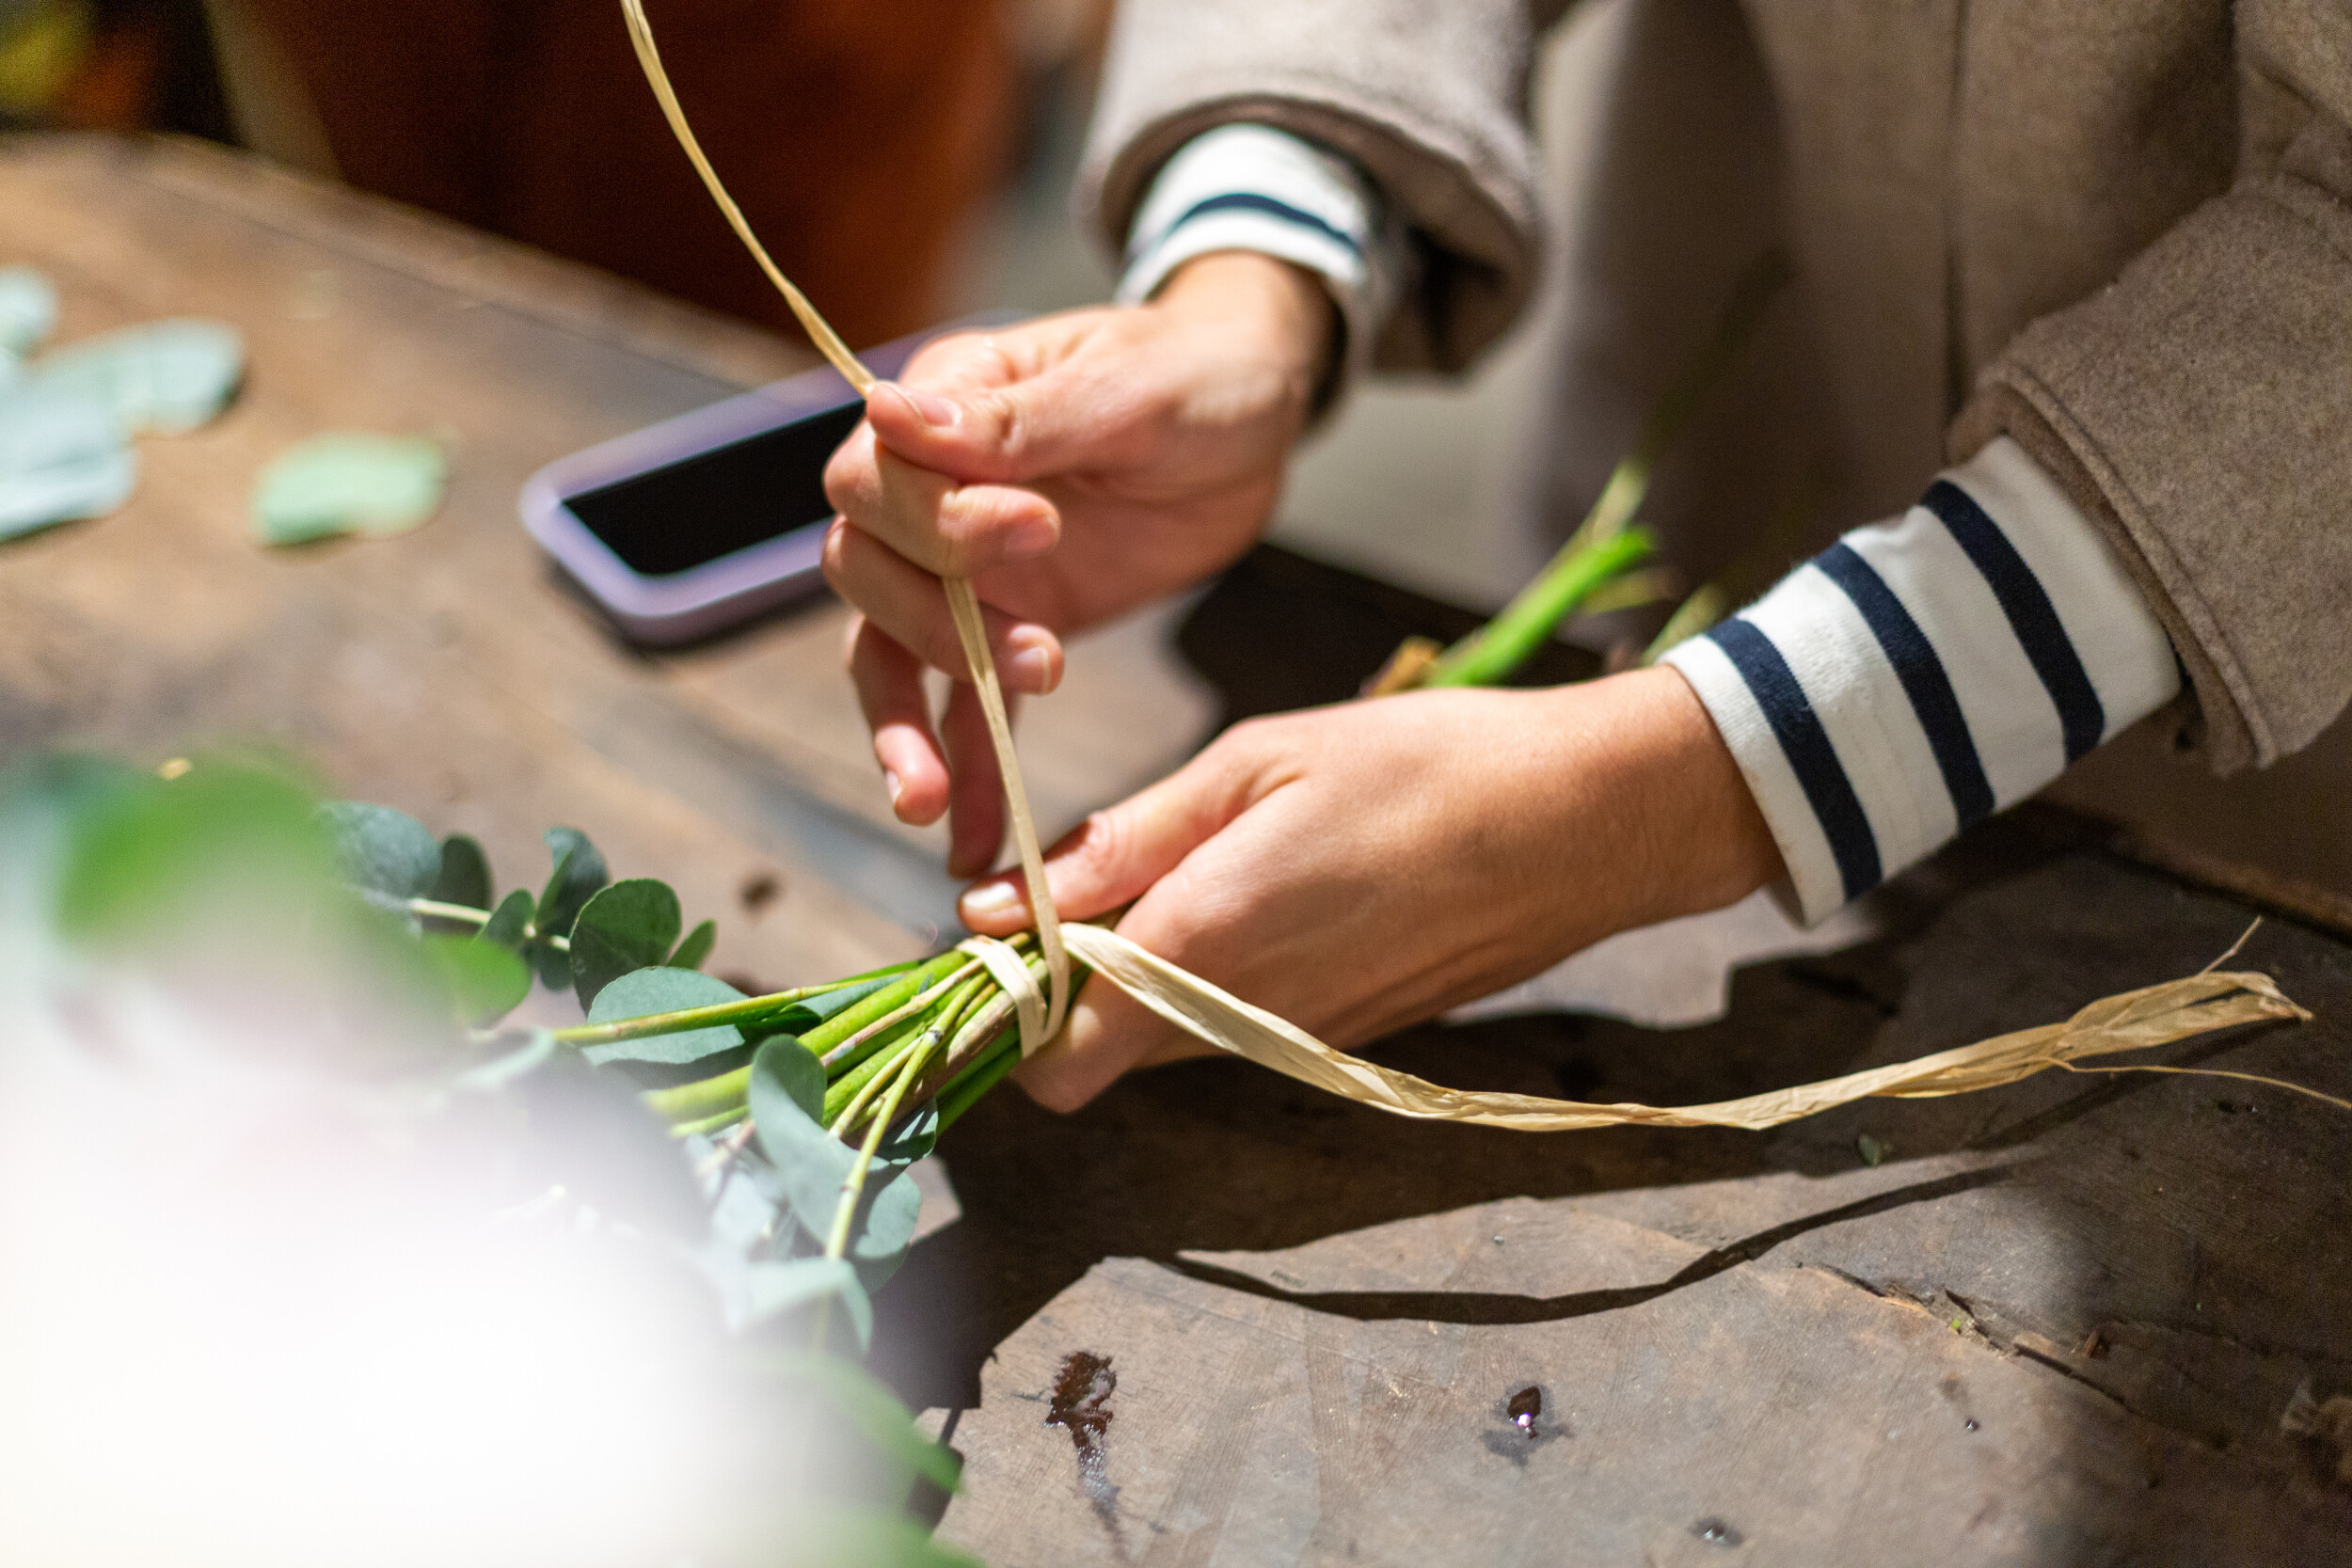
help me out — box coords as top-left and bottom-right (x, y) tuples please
(822, 252), (1334, 874)
(956, 667), (1787, 1110)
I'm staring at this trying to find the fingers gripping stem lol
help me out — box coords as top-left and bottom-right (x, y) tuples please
(625, 0), (1069, 1046)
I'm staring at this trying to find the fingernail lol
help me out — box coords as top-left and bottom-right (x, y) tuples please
(1008, 644), (1056, 691)
(961, 881), (1019, 918)
(883, 382), (960, 428)
(883, 769), (902, 807)
(1002, 515), (1057, 561)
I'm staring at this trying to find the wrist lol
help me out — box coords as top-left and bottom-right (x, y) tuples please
(1153, 252), (1337, 420)
(1551, 668), (1784, 928)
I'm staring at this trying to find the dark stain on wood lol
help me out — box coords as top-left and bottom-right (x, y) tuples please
(1046, 1350), (1121, 1538)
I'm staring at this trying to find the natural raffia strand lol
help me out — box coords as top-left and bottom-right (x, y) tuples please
(621, 0), (2318, 1132)
(623, 0), (1069, 1045)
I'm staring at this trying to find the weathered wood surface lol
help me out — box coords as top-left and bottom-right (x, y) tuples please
(916, 839), (2352, 1565)
(5, 134), (2348, 1566)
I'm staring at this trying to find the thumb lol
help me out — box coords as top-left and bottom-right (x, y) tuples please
(957, 743), (1260, 934)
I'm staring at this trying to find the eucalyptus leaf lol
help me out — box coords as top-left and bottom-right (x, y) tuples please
(429, 833), (492, 911)
(750, 1060), (857, 1240)
(535, 826), (607, 936)
(750, 1033), (825, 1123)
(252, 433), (444, 545)
(569, 878), (682, 1010)
(0, 267), (56, 357)
(58, 767), (329, 940)
(739, 1258), (871, 1347)
(317, 801), (441, 903)
(423, 933), (531, 1024)
(749, 1047), (930, 1274)
(581, 966), (746, 1067)
(479, 887), (533, 950)
(532, 827), (606, 990)
(33, 319), (245, 435)
(761, 1353), (962, 1494)
(0, 385), (135, 541)
(668, 917), (716, 972)
(850, 1170), (922, 1292)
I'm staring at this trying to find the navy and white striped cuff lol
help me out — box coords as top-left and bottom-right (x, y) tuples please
(1116, 123), (1401, 389)
(1662, 437), (2179, 923)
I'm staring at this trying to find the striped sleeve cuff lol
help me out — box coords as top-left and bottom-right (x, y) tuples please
(1661, 436), (2180, 924)
(1115, 123), (1402, 391)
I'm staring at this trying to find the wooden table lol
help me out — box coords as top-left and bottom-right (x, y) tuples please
(6, 135), (2348, 1566)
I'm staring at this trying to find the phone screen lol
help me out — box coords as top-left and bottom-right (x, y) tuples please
(563, 401), (866, 578)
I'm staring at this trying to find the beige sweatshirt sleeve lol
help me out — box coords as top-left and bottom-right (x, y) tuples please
(1078, 0), (1568, 373)
(1950, 3), (2352, 775)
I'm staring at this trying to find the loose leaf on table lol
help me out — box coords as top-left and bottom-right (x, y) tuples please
(532, 826), (607, 988)
(317, 801), (441, 903)
(252, 433), (444, 545)
(479, 887), (534, 950)
(0, 267), (56, 358)
(569, 878), (683, 1010)
(669, 917), (716, 972)
(582, 966), (747, 1066)
(423, 933), (532, 1024)
(32, 319), (245, 436)
(429, 832), (492, 911)
(760, 1352), (962, 1493)
(0, 386), (135, 541)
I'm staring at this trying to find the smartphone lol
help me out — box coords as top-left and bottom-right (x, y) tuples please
(520, 319), (1006, 644)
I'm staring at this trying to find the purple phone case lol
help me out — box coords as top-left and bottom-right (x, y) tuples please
(519, 321), (995, 644)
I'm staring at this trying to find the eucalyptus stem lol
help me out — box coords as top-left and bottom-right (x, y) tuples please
(808, 1036), (937, 1354)
(641, 950), (966, 1129)
(820, 958), (981, 1071)
(824, 1039), (934, 1262)
(406, 895), (570, 953)
(825, 972), (990, 1132)
(936, 1026), (1023, 1131)
(553, 981), (850, 1046)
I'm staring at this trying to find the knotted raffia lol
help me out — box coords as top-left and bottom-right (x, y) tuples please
(621, 0), (2315, 1130)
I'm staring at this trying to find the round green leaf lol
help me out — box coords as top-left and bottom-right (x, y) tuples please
(532, 827), (607, 990)
(0, 267), (56, 358)
(739, 1259), (871, 1349)
(751, 1034), (825, 1123)
(423, 933), (532, 1024)
(429, 832), (492, 911)
(479, 887), (534, 951)
(252, 433), (443, 545)
(569, 879), (683, 1010)
(581, 966), (746, 1067)
(0, 385), (135, 541)
(850, 1170), (922, 1291)
(317, 801), (441, 902)
(33, 319), (244, 436)
(668, 917), (717, 972)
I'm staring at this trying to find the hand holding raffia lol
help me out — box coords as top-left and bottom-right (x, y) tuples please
(619, 0), (2315, 1130)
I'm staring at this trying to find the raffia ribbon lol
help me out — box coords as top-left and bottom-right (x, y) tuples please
(625, 0), (2316, 1131)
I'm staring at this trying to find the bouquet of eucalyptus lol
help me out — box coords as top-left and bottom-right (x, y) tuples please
(0, 754), (981, 1568)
